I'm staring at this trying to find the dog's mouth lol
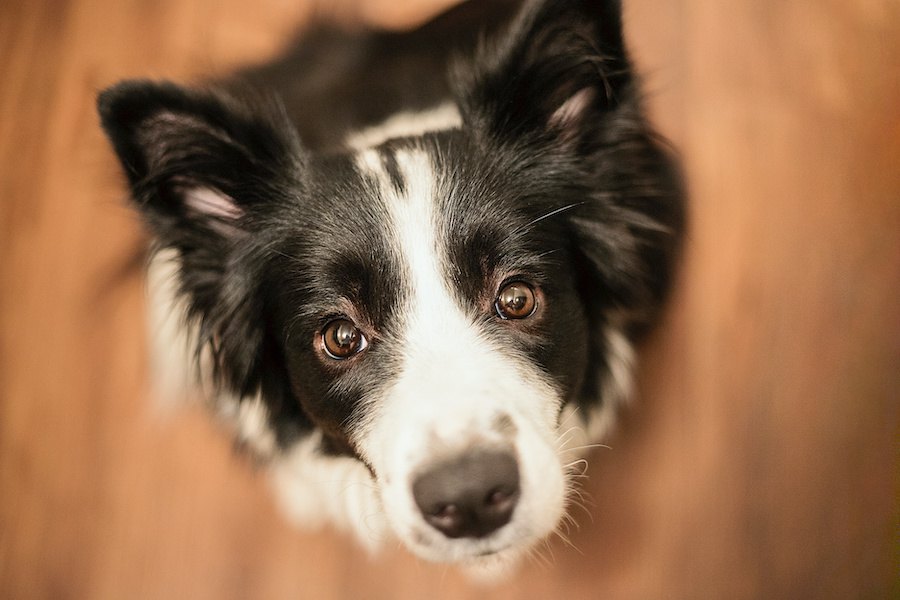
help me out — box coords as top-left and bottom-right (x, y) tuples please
(402, 518), (527, 564)
(477, 545), (508, 557)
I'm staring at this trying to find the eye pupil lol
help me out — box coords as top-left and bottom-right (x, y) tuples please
(322, 319), (364, 359)
(495, 282), (537, 319)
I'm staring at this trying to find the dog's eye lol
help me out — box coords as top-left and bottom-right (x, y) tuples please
(321, 319), (368, 359)
(495, 281), (537, 319)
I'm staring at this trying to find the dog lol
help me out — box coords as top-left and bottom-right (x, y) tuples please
(98, 0), (683, 578)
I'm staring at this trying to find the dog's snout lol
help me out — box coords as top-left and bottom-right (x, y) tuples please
(412, 450), (519, 539)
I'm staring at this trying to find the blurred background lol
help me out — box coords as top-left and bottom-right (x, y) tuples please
(1, 0), (898, 598)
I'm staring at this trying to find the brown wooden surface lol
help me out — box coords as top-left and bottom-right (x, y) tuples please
(1, 1), (898, 598)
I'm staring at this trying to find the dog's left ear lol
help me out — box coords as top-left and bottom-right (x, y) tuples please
(457, 0), (685, 335)
(455, 0), (632, 146)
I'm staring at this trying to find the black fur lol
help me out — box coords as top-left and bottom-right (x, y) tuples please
(98, 0), (683, 455)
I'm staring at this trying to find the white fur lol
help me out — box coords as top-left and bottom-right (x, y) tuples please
(218, 393), (278, 457)
(146, 247), (197, 410)
(271, 432), (388, 552)
(345, 102), (461, 149)
(350, 148), (568, 566)
(590, 326), (635, 441)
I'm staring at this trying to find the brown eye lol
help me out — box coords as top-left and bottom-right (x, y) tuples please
(495, 281), (537, 319)
(321, 319), (368, 359)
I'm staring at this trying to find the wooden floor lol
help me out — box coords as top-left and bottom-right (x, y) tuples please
(2, 0), (898, 598)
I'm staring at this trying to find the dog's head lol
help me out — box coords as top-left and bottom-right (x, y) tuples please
(98, 0), (682, 567)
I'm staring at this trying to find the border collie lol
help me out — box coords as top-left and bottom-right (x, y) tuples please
(98, 0), (683, 578)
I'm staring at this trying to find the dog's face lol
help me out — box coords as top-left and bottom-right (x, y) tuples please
(275, 139), (594, 561)
(99, 0), (682, 566)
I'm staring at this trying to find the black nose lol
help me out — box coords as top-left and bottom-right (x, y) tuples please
(412, 450), (520, 539)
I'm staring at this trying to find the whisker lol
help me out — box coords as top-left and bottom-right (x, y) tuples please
(555, 426), (585, 451)
(563, 458), (590, 477)
(553, 526), (583, 555)
(526, 543), (553, 569)
(558, 511), (580, 535)
(510, 201), (586, 237)
(566, 489), (597, 522)
(541, 537), (557, 564)
(565, 442), (613, 453)
(534, 248), (565, 260)
(558, 404), (582, 425)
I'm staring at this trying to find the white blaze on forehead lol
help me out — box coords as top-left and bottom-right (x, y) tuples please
(388, 149), (449, 334)
(353, 147), (448, 308)
(345, 102), (462, 150)
(353, 146), (461, 364)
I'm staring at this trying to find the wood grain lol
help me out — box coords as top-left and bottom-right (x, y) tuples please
(1, 0), (898, 598)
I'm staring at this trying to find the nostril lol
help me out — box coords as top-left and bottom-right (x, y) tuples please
(486, 487), (516, 511)
(426, 503), (463, 533)
(412, 449), (520, 539)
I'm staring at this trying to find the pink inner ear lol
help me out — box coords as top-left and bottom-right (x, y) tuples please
(548, 88), (595, 133)
(183, 187), (243, 220)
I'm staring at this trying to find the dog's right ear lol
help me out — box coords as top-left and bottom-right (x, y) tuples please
(97, 81), (305, 396)
(98, 80), (304, 238)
